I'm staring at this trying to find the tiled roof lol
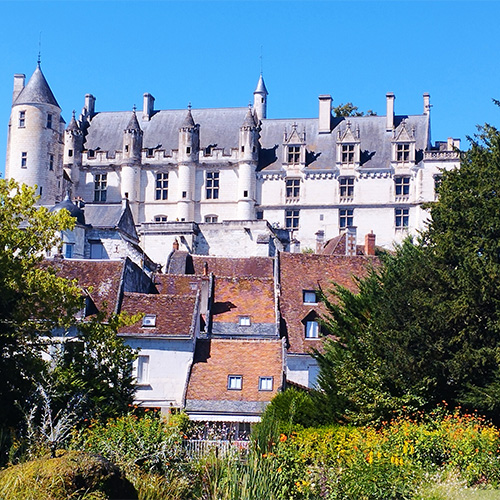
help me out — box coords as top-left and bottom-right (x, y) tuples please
(191, 256), (274, 278)
(119, 292), (197, 337)
(42, 259), (124, 313)
(279, 252), (376, 354)
(212, 277), (275, 324)
(185, 339), (283, 404)
(154, 274), (206, 295)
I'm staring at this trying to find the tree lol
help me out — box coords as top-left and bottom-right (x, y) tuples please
(314, 114), (500, 424)
(332, 103), (377, 118)
(0, 179), (82, 429)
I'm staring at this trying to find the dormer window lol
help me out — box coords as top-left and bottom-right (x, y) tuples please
(341, 144), (355, 164)
(392, 121), (416, 167)
(305, 320), (319, 338)
(239, 316), (251, 326)
(142, 314), (157, 327)
(337, 122), (360, 168)
(88, 149), (95, 158)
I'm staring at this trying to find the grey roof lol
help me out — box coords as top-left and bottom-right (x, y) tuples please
(254, 74), (268, 95)
(84, 204), (123, 228)
(185, 399), (269, 415)
(125, 110), (141, 132)
(241, 107), (257, 128)
(66, 111), (79, 131)
(14, 64), (60, 108)
(50, 195), (85, 225)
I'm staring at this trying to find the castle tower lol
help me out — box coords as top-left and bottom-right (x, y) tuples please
(253, 74), (268, 121)
(5, 63), (64, 204)
(177, 107), (199, 221)
(237, 107), (259, 220)
(63, 111), (84, 194)
(121, 108), (143, 220)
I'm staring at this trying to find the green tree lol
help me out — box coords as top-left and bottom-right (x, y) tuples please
(0, 179), (82, 430)
(333, 102), (364, 117)
(314, 114), (500, 424)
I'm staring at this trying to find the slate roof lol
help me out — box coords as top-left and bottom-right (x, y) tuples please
(14, 65), (60, 108)
(278, 252), (376, 354)
(191, 256), (274, 278)
(42, 259), (124, 313)
(185, 339), (283, 407)
(50, 195), (85, 225)
(212, 276), (275, 324)
(118, 292), (197, 337)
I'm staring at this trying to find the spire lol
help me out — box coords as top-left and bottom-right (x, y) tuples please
(241, 105), (257, 128)
(66, 110), (79, 132)
(125, 108), (141, 132)
(254, 74), (268, 96)
(180, 106), (195, 129)
(13, 64), (59, 107)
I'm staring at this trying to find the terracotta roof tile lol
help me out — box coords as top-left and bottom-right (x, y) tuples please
(186, 339), (283, 403)
(154, 274), (206, 295)
(279, 253), (377, 354)
(191, 256), (274, 278)
(213, 277), (275, 324)
(119, 292), (197, 337)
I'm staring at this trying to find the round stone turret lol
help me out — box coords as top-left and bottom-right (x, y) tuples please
(253, 74), (268, 121)
(50, 193), (85, 225)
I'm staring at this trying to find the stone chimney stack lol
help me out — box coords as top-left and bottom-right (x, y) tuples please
(143, 93), (155, 121)
(364, 231), (376, 256)
(346, 226), (357, 256)
(84, 94), (96, 117)
(315, 230), (325, 254)
(386, 92), (395, 131)
(423, 92), (431, 114)
(12, 74), (25, 103)
(318, 95), (332, 133)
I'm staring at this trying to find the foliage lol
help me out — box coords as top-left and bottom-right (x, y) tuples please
(0, 450), (137, 500)
(48, 313), (139, 422)
(0, 179), (82, 436)
(332, 102), (377, 117)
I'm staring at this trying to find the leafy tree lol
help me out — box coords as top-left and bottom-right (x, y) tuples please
(333, 102), (364, 117)
(314, 114), (500, 424)
(0, 179), (82, 429)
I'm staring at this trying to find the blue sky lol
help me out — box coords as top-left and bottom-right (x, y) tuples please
(1, 1), (500, 177)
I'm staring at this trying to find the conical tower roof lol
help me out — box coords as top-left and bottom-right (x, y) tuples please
(125, 109), (142, 132)
(242, 106), (257, 128)
(180, 107), (196, 128)
(66, 110), (80, 132)
(50, 193), (85, 225)
(14, 64), (60, 108)
(254, 74), (268, 95)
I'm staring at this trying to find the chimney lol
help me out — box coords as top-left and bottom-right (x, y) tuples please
(364, 231), (376, 256)
(423, 93), (431, 114)
(143, 93), (155, 121)
(386, 92), (395, 131)
(203, 261), (208, 276)
(173, 239), (179, 251)
(84, 94), (96, 117)
(12, 74), (25, 103)
(318, 95), (332, 133)
(315, 230), (325, 254)
(346, 226), (357, 256)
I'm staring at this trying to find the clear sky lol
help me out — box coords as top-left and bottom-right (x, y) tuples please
(1, 0), (500, 177)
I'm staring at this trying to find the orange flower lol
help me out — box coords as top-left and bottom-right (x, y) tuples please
(280, 434), (287, 442)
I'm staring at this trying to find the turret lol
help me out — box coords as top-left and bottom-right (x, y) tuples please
(121, 108), (143, 220)
(253, 74), (268, 121)
(237, 107), (259, 219)
(5, 63), (64, 204)
(63, 111), (84, 190)
(177, 106), (199, 221)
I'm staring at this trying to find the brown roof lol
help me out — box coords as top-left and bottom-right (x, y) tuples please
(119, 292), (197, 337)
(154, 274), (206, 295)
(186, 338), (283, 402)
(41, 259), (124, 313)
(279, 252), (376, 354)
(212, 277), (275, 324)
(191, 256), (274, 278)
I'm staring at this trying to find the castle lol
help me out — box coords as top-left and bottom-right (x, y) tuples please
(5, 63), (460, 264)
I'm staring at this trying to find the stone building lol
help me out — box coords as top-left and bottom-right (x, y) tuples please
(5, 64), (461, 258)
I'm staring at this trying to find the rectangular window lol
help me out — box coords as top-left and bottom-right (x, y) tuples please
(305, 320), (319, 339)
(49, 154), (54, 171)
(136, 355), (150, 384)
(46, 114), (52, 129)
(155, 172), (168, 200)
(90, 241), (105, 259)
(259, 377), (274, 391)
(63, 243), (74, 258)
(341, 144), (355, 164)
(205, 215), (218, 223)
(339, 208), (354, 229)
(287, 145), (301, 164)
(19, 111), (25, 127)
(147, 148), (154, 157)
(239, 316), (251, 326)
(395, 176), (410, 196)
(206, 171), (220, 199)
(303, 290), (318, 304)
(286, 178), (300, 199)
(339, 177), (355, 197)
(68, 149), (73, 157)
(396, 143), (410, 162)
(395, 208), (409, 229)
(285, 209), (300, 229)
(228, 375), (243, 390)
(94, 173), (107, 202)
(256, 211), (263, 220)
(21, 151), (27, 168)
(154, 215), (168, 222)
(88, 149), (95, 158)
